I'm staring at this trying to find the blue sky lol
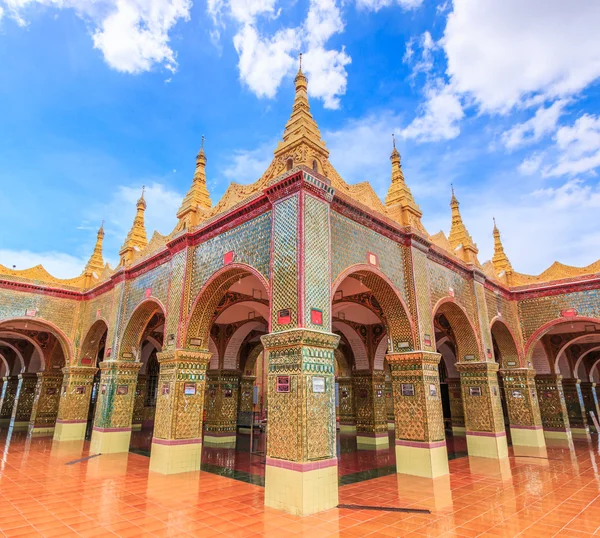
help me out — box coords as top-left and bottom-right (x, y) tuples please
(1, 0), (599, 277)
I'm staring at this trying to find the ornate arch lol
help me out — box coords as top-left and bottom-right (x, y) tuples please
(244, 343), (264, 375)
(79, 319), (109, 366)
(0, 339), (25, 374)
(490, 318), (523, 368)
(524, 316), (600, 359)
(572, 346), (600, 380)
(433, 297), (482, 362)
(222, 320), (267, 370)
(332, 264), (416, 352)
(0, 331), (45, 371)
(333, 320), (369, 370)
(119, 299), (166, 361)
(551, 332), (600, 374)
(373, 335), (389, 371)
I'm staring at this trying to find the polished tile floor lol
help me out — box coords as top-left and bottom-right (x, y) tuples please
(0, 430), (599, 537)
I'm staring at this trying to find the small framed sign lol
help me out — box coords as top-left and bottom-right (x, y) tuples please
(224, 388), (233, 398)
(167, 334), (175, 346)
(399, 342), (410, 349)
(25, 308), (37, 317)
(464, 354), (475, 361)
(367, 252), (379, 266)
(507, 361), (517, 367)
(81, 357), (92, 366)
(448, 287), (455, 297)
(75, 386), (86, 395)
(276, 375), (290, 393)
(189, 338), (203, 347)
(312, 376), (325, 393)
(401, 383), (415, 397)
(145, 288), (152, 298)
(429, 383), (437, 397)
(184, 383), (196, 395)
(469, 386), (482, 397)
(101, 384), (107, 395)
(223, 251), (235, 265)
(561, 308), (577, 318)
(278, 309), (291, 325)
(512, 390), (523, 398)
(424, 334), (432, 346)
(487, 348), (493, 359)
(116, 385), (128, 395)
(161, 384), (170, 395)
(311, 308), (323, 325)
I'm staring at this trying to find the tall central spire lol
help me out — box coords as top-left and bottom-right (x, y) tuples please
(85, 222), (105, 276)
(119, 187), (148, 265)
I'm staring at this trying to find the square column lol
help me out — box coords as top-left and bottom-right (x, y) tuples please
(535, 374), (572, 440)
(204, 369), (241, 445)
(131, 375), (147, 431)
(337, 376), (356, 432)
(500, 369), (545, 448)
(238, 375), (256, 434)
(456, 362), (508, 459)
(90, 360), (142, 453)
(562, 378), (590, 439)
(580, 382), (600, 432)
(262, 330), (339, 517)
(11, 373), (39, 431)
(0, 377), (19, 427)
(29, 371), (63, 436)
(385, 379), (395, 430)
(447, 377), (466, 435)
(53, 366), (98, 441)
(149, 349), (210, 474)
(387, 352), (449, 478)
(352, 370), (389, 448)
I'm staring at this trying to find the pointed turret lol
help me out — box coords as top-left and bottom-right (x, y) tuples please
(385, 135), (426, 233)
(448, 186), (479, 265)
(176, 136), (212, 230)
(85, 223), (105, 275)
(492, 218), (513, 278)
(119, 187), (148, 265)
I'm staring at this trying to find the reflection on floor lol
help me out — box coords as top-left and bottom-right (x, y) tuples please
(0, 428), (599, 536)
(127, 427), (470, 486)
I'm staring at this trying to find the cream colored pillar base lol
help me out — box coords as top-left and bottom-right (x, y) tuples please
(339, 423), (356, 433)
(466, 432), (508, 459)
(543, 429), (572, 441)
(11, 421), (29, 431)
(29, 426), (55, 437)
(265, 458), (338, 516)
(395, 441), (449, 478)
(149, 439), (202, 474)
(90, 428), (132, 454)
(53, 421), (87, 442)
(452, 426), (466, 436)
(510, 426), (546, 448)
(356, 434), (389, 448)
(203, 433), (236, 446)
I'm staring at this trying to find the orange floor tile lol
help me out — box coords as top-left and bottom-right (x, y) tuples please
(0, 432), (600, 537)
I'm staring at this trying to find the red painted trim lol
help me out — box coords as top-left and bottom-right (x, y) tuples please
(265, 457), (337, 472)
(298, 189), (305, 327)
(395, 439), (447, 449)
(56, 419), (87, 424)
(152, 437), (202, 446)
(466, 430), (506, 438)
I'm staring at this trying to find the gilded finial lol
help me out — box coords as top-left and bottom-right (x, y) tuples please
(84, 221), (106, 276)
(392, 133), (396, 149)
(120, 186), (149, 264)
(137, 186), (147, 210)
(492, 218), (513, 275)
(299, 52), (303, 71)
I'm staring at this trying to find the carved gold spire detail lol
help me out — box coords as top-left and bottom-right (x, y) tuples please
(448, 186), (479, 264)
(119, 187), (148, 265)
(84, 222), (105, 275)
(385, 134), (426, 233)
(176, 136), (212, 230)
(492, 218), (513, 278)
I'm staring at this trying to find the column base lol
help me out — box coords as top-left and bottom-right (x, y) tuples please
(265, 458), (338, 516)
(28, 426), (55, 437)
(543, 428), (573, 441)
(571, 427), (591, 440)
(131, 423), (142, 432)
(510, 426), (546, 448)
(0, 418), (11, 427)
(203, 433), (237, 446)
(53, 420), (87, 442)
(90, 427), (132, 454)
(356, 433), (389, 449)
(387, 421), (395, 431)
(149, 438), (202, 474)
(11, 421), (30, 432)
(395, 440), (449, 478)
(451, 426), (466, 436)
(339, 423), (357, 433)
(466, 432), (508, 459)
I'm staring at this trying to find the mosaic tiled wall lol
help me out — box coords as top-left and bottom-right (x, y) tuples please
(409, 247), (436, 351)
(427, 262), (477, 324)
(484, 288), (522, 347)
(74, 290), (116, 361)
(535, 374), (570, 430)
(204, 370), (240, 434)
(123, 263), (170, 325)
(352, 371), (387, 435)
(165, 249), (187, 346)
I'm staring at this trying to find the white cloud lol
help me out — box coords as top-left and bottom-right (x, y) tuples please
(2, 0), (190, 73)
(302, 46), (351, 109)
(220, 140), (275, 183)
(401, 80), (464, 142)
(502, 100), (567, 150)
(442, 0), (600, 113)
(0, 249), (88, 279)
(355, 0), (423, 12)
(518, 153), (543, 176)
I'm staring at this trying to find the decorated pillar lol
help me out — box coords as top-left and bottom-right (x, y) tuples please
(456, 362), (508, 459)
(0, 376), (19, 427)
(562, 378), (590, 439)
(54, 366), (98, 441)
(11, 373), (39, 431)
(90, 360), (142, 453)
(131, 374), (147, 431)
(204, 369), (241, 444)
(238, 375), (256, 434)
(580, 382), (600, 431)
(29, 371), (63, 435)
(337, 376), (355, 432)
(387, 352), (448, 478)
(352, 370), (388, 447)
(385, 378), (394, 429)
(447, 378), (466, 435)
(149, 349), (210, 474)
(499, 369), (545, 448)
(262, 330), (339, 516)
(535, 374), (571, 440)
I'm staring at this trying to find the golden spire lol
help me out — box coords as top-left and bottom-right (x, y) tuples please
(385, 134), (426, 233)
(119, 186), (148, 265)
(176, 136), (212, 230)
(84, 222), (105, 276)
(448, 185), (479, 264)
(492, 217), (513, 276)
(273, 53), (329, 168)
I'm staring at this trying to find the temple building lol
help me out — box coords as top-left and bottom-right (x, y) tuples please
(2, 65), (600, 517)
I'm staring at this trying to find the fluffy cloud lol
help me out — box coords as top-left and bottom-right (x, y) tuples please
(355, 0), (423, 12)
(502, 100), (567, 150)
(220, 139), (275, 183)
(1, 0), (190, 73)
(0, 249), (88, 279)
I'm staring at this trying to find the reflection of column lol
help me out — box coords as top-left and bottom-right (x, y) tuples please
(353, 371), (388, 448)
(29, 371), (63, 435)
(385, 379), (395, 429)
(262, 330), (339, 516)
(562, 378), (590, 439)
(500, 369), (545, 448)
(11, 373), (39, 430)
(238, 375), (255, 434)
(337, 376), (355, 432)
(90, 361), (142, 453)
(446, 378), (465, 435)
(204, 370), (241, 445)
(456, 362), (508, 459)
(0, 376), (19, 427)
(54, 366), (98, 441)
(149, 349), (210, 474)
(580, 382), (600, 432)
(131, 375), (147, 431)
(388, 352), (448, 478)
(535, 374), (571, 440)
